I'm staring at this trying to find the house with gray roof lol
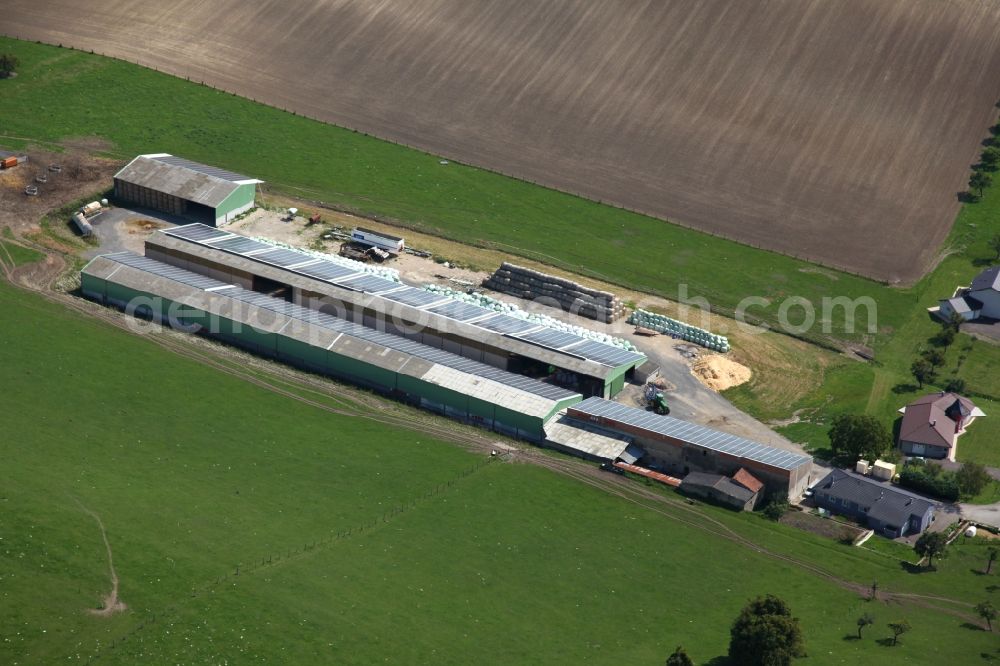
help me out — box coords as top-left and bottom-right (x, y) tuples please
(897, 392), (984, 461)
(812, 469), (936, 538)
(938, 265), (1000, 322)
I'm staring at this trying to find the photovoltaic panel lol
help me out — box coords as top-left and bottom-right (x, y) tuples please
(295, 260), (359, 282)
(209, 236), (273, 254)
(569, 398), (811, 471)
(154, 226), (647, 371)
(514, 328), (588, 351)
(381, 286), (450, 309)
(335, 274), (404, 294)
(426, 300), (495, 322)
(92, 253), (581, 405)
(163, 224), (231, 242)
(254, 248), (316, 267)
(562, 339), (646, 368)
(476, 314), (541, 335)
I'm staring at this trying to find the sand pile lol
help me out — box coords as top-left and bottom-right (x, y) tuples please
(691, 355), (751, 391)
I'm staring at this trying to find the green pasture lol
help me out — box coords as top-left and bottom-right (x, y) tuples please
(3, 36), (1000, 464)
(1, 277), (998, 664)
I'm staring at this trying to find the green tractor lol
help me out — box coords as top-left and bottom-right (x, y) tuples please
(643, 383), (670, 415)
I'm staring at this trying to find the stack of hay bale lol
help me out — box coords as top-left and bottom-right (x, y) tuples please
(483, 263), (625, 323)
(628, 309), (730, 352)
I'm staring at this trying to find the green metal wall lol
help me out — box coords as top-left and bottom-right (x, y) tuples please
(85, 276), (554, 440)
(216, 183), (256, 220)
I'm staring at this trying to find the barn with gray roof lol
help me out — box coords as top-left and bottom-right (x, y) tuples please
(114, 154), (262, 226)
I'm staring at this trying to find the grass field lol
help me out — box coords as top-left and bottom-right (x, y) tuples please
(0, 36), (919, 342)
(6, 1), (1000, 283)
(1, 227), (44, 266)
(2, 36), (1000, 464)
(2, 277), (999, 665)
(2, 35), (1000, 467)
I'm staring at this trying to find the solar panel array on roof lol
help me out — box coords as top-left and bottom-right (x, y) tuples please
(207, 236), (273, 255)
(92, 252), (578, 404)
(296, 261), (360, 282)
(335, 274), (403, 294)
(103, 252), (234, 291)
(477, 313), (541, 335)
(426, 300), (495, 322)
(569, 398), (811, 471)
(515, 328), (588, 351)
(565, 340), (645, 368)
(254, 248), (318, 268)
(156, 224), (647, 371)
(164, 225), (231, 242)
(149, 155), (254, 183)
(382, 286), (450, 309)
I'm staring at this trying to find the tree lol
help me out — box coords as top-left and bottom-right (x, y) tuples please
(828, 414), (892, 462)
(728, 595), (805, 666)
(976, 601), (997, 632)
(888, 620), (911, 646)
(970, 171), (993, 198)
(856, 612), (875, 639)
(0, 53), (18, 77)
(990, 233), (1000, 261)
(944, 377), (966, 394)
(914, 531), (948, 568)
(982, 147), (1000, 171)
(911, 358), (936, 389)
(956, 461), (991, 498)
(921, 348), (946, 368)
(987, 546), (998, 575)
(762, 492), (789, 521)
(666, 646), (694, 666)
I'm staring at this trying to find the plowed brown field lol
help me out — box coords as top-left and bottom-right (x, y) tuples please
(4, 0), (1000, 281)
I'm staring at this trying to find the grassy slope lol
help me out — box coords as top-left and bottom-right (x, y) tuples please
(1, 279), (998, 664)
(1, 227), (45, 266)
(1, 38), (998, 458)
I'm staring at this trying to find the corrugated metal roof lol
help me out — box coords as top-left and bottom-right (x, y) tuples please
(148, 154), (260, 183)
(114, 156), (255, 208)
(102, 252), (233, 291)
(86, 252), (579, 409)
(154, 224), (647, 372)
(568, 397), (812, 471)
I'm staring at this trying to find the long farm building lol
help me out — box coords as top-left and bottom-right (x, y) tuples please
(143, 224), (645, 398)
(81, 252), (582, 440)
(564, 398), (812, 500)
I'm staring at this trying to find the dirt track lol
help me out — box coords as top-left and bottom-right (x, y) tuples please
(5, 1), (1000, 282)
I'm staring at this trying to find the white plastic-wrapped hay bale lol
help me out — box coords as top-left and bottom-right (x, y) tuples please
(628, 309), (729, 352)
